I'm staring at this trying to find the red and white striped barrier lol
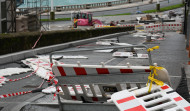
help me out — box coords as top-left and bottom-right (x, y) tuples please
(0, 76), (7, 87)
(30, 64), (53, 80)
(0, 72), (34, 86)
(118, 24), (136, 27)
(52, 64), (151, 77)
(95, 25), (110, 28)
(0, 91), (32, 98)
(42, 86), (62, 94)
(110, 84), (190, 111)
(145, 23), (182, 33)
(95, 24), (135, 28)
(0, 68), (32, 77)
(22, 58), (64, 80)
(8, 73), (34, 82)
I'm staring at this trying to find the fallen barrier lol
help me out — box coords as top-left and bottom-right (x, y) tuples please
(110, 84), (190, 111)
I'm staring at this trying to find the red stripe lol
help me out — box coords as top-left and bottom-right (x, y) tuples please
(73, 67), (87, 75)
(3, 95), (7, 97)
(173, 97), (183, 102)
(92, 97), (98, 101)
(120, 69), (133, 73)
(96, 68), (109, 74)
(57, 66), (66, 76)
(145, 69), (151, 72)
(8, 94), (11, 96)
(161, 85), (169, 90)
(16, 93), (18, 95)
(124, 105), (146, 111)
(117, 96), (135, 104)
(184, 106), (190, 111)
(12, 93), (15, 96)
(71, 96), (77, 100)
(19, 92), (22, 95)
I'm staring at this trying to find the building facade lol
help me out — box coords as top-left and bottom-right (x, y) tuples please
(0, 0), (7, 33)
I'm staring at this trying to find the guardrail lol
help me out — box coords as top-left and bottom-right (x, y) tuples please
(17, 0), (141, 15)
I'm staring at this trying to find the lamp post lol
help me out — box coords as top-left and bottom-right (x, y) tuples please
(50, 0), (55, 20)
(184, 0), (187, 35)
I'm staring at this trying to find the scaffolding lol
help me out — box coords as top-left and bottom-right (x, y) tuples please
(6, 0), (17, 33)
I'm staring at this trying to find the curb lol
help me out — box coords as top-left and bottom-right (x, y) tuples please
(10, 93), (45, 111)
(0, 32), (129, 65)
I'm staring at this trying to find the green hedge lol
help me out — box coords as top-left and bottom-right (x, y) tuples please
(0, 27), (134, 55)
(143, 4), (184, 13)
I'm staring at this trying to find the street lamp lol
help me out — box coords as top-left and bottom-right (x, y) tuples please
(184, 0), (187, 35)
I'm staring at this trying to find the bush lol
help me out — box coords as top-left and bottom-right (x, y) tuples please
(143, 4), (184, 13)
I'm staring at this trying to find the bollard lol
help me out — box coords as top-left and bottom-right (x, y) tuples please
(156, 3), (160, 12)
(101, 62), (105, 68)
(50, 12), (55, 20)
(77, 61), (81, 67)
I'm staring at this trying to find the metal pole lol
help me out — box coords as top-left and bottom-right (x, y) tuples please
(56, 85), (63, 111)
(51, 0), (53, 12)
(184, 1), (187, 35)
(157, 0), (159, 4)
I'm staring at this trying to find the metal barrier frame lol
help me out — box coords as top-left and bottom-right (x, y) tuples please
(50, 45), (153, 111)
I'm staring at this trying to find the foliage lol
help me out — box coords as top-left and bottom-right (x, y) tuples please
(143, 4), (184, 13)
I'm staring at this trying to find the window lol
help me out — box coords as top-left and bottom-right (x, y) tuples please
(88, 14), (92, 22)
(82, 13), (87, 19)
(1, 2), (6, 19)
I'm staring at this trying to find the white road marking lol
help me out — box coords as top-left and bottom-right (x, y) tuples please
(104, 58), (116, 65)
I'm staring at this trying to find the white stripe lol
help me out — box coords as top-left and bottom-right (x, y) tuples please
(104, 58), (116, 65)
(108, 68), (120, 74)
(85, 68), (97, 75)
(52, 66), (61, 76)
(64, 67), (76, 76)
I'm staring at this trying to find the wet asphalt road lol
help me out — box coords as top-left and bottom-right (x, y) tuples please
(41, 0), (181, 19)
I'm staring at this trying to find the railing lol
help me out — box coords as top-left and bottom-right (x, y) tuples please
(17, 0), (143, 15)
(54, 0), (129, 11)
